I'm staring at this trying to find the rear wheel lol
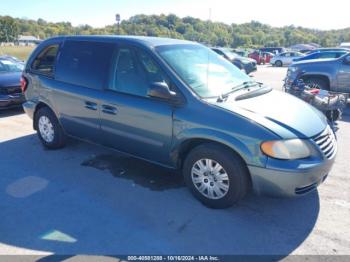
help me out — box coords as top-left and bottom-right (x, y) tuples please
(183, 143), (250, 209)
(34, 107), (66, 149)
(275, 60), (283, 67)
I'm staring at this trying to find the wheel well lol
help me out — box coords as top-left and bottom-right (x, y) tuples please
(33, 102), (51, 130)
(301, 75), (330, 89)
(177, 138), (252, 188)
(177, 138), (246, 168)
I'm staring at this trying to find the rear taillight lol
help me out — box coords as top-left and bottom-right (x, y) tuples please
(20, 76), (28, 93)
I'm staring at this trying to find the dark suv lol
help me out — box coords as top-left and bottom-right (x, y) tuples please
(286, 53), (350, 92)
(22, 36), (336, 208)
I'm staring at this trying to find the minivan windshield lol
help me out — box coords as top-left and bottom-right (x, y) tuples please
(156, 44), (253, 98)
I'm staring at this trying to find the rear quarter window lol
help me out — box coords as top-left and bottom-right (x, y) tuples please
(55, 40), (116, 89)
(31, 44), (59, 76)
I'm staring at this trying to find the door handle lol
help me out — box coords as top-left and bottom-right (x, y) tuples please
(84, 101), (97, 111)
(102, 105), (117, 115)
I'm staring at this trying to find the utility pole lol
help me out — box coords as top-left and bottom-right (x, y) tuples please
(115, 14), (121, 35)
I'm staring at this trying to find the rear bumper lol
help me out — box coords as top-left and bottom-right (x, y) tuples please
(22, 100), (37, 119)
(248, 155), (336, 197)
(244, 63), (257, 74)
(0, 94), (25, 109)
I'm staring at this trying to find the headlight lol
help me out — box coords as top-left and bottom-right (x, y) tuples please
(289, 66), (299, 73)
(261, 139), (311, 160)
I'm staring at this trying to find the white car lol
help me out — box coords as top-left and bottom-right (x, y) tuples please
(270, 51), (305, 67)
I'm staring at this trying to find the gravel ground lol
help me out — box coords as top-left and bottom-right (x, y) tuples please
(0, 65), (349, 259)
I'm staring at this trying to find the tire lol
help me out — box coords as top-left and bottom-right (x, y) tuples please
(302, 77), (329, 90)
(34, 107), (66, 149)
(275, 60), (283, 67)
(183, 143), (250, 209)
(325, 109), (340, 122)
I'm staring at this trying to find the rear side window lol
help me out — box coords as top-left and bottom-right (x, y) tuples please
(56, 40), (115, 89)
(319, 53), (335, 59)
(31, 45), (59, 76)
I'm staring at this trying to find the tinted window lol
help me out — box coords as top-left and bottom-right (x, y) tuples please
(213, 49), (224, 57)
(319, 53), (335, 58)
(32, 45), (59, 75)
(336, 52), (346, 58)
(56, 40), (115, 89)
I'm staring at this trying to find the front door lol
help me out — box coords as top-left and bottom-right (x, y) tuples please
(100, 46), (175, 165)
(336, 55), (350, 93)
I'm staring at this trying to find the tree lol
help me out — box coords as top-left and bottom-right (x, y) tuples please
(0, 16), (19, 42)
(1, 14), (350, 48)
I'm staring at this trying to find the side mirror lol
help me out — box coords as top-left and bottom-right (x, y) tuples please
(344, 56), (350, 65)
(147, 82), (177, 100)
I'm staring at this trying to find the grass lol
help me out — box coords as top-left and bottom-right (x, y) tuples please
(0, 46), (35, 61)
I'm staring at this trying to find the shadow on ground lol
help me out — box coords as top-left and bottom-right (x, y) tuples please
(0, 134), (320, 256)
(0, 107), (24, 118)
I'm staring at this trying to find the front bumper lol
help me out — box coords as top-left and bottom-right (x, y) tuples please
(283, 70), (299, 88)
(0, 93), (25, 109)
(244, 62), (257, 74)
(248, 155), (336, 197)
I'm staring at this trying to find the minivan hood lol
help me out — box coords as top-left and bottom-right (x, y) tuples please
(210, 89), (327, 139)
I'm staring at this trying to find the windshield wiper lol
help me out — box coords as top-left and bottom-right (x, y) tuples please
(217, 81), (260, 102)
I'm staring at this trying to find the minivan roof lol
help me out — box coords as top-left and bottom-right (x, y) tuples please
(45, 35), (196, 48)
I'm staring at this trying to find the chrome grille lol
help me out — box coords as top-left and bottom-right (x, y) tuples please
(312, 126), (337, 159)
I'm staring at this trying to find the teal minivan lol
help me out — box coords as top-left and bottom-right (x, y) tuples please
(22, 36), (337, 208)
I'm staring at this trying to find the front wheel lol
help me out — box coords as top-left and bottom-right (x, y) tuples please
(34, 107), (66, 149)
(183, 143), (250, 209)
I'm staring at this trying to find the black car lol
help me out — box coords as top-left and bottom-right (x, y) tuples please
(0, 58), (25, 109)
(211, 48), (257, 74)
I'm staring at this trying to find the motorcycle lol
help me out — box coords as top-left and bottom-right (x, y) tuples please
(284, 73), (348, 124)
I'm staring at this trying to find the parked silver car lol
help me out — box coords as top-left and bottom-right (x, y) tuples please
(270, 51), (304, 67)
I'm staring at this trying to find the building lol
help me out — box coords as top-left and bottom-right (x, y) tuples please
(339, 42), (350, 49)
(17, 35), (41, 46)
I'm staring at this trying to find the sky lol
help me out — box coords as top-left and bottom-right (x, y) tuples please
(1, 0), (349, 30)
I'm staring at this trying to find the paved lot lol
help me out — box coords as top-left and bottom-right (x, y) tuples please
(0, 65), (349, 258)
